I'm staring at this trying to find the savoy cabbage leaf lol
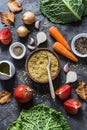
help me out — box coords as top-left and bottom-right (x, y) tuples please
(40, 0), (84, 24)
(7, 105), (70, 130)
(83, 0), (87, 15)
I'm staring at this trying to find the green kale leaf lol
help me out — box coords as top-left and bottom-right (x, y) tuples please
(7, 105), (70, 130)
(40, 0), (84, 24)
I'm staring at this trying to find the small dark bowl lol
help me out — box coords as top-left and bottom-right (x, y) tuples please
(25, 48), (60, 84)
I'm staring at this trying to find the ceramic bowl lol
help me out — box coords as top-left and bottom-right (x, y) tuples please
(9, 42), (26, 60)
(25, 48), (60, 83)
(71, 33), (87, 58)
(0, 60), (15, 80)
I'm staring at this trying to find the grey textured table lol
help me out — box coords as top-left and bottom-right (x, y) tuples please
(0, 0), (87, 130)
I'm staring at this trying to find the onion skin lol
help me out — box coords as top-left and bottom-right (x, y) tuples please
(16, 26), (29, 37)
(22, 11), (35, 25)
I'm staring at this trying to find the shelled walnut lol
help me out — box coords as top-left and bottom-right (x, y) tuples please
(0, 90), (11, 104)
(76, 81), (87, 100)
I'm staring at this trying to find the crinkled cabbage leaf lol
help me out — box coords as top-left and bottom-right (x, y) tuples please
(40, 0), (84, 24)
(7, 105), (70, 130)
(83, 0), (87, 16)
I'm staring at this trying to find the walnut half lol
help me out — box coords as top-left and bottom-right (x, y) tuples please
(0, 90), (11, 104)
(76, 81), (87, 100)
(8, 0), (22, 13)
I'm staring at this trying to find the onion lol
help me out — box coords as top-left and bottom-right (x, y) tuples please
(22, 11), (35, 25)
(16, 26), (29, 37)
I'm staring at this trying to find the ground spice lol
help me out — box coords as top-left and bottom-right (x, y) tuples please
(75, 37), (87, 55)
(28, 50), (59, 82)
(13, 46), (23, 56)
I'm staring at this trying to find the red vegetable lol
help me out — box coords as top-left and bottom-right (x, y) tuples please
(55, 84), (72, 101)
(63, 99), (82, 115)
(0, 28), (12, 45)
(14, 84), (33, 103)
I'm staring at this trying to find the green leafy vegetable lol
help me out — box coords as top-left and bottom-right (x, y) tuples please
(40, 0), (84, 24)
(83, 0), (87, 16)
(7, 105), (70, 130)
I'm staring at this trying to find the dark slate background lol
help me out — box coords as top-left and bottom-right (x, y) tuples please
(0, 0), (87, 130)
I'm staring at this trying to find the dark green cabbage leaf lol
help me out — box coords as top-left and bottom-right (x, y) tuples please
(7, 105), (70, 130)
(83, 0), (87, 15)
(40, 0), (84, 24)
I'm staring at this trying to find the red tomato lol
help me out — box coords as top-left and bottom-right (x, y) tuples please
(0, 28), (12, 45)
(14, 84), (33, 103)
(55, 84), (72, 100)
(63, 99), (82, 115)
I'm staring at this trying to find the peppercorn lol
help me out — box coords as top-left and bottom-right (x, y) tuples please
(75, 37), (87, 55)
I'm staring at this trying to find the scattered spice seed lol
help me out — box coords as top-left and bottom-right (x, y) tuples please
(75, 37), (87, 55)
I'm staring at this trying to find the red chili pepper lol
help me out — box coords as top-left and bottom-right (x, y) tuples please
(63, 99), (82, 115)
(55, 84), (72, 101)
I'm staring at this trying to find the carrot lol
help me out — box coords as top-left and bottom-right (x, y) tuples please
(49, 26), (71, 51)
(53, 42), (78, 62)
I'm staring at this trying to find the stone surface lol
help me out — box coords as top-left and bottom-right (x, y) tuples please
(0, 0), (87, 130)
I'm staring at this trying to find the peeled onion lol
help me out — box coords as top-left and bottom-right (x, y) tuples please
(16, 26), (29, 37)
(22, 11), (35, 25)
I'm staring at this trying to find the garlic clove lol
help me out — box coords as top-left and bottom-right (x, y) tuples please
(63, 63), (69, 73)
(66, 71), (77, 83)
(35, 20), (41, 29)
(29, 37), (35, 45)
(27, 45), (36, 51)
(37, 32), (47, 46)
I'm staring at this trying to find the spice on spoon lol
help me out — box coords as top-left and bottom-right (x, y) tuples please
(74, 37), (87, 55)
(13, 46), (23, 56)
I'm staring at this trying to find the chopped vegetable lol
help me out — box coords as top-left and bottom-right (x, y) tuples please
(37, 32), (47, 46)
(7, 105), (70, 130)
(63, 99), (82, 115)
(55, 84), (72, 101)
(53, 42), (78, 62)
(63, 63), (69, 73)
(49, 26), (71, 51)
(8, 0), (22, 13)
(0, 90), (11, 104)
(14, 84), (33, 103)
(66, 71), (77, 83)
(0, 28), (12, 45)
